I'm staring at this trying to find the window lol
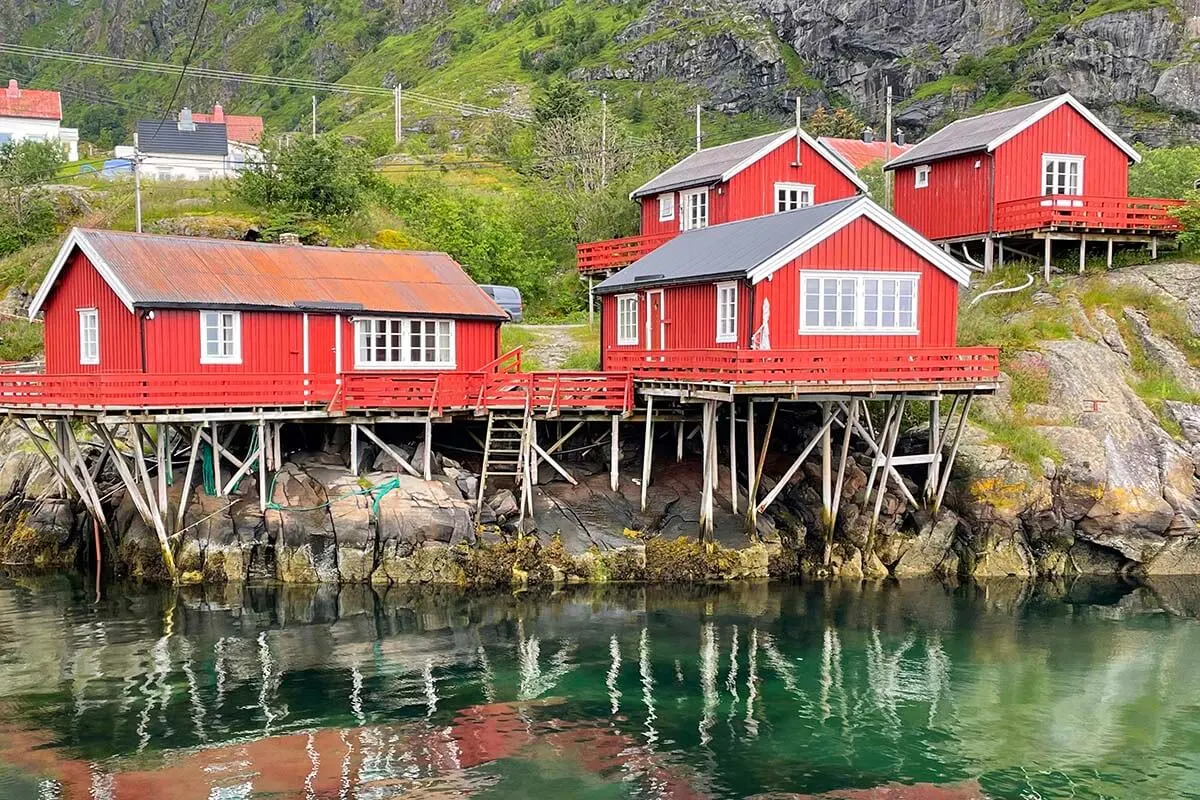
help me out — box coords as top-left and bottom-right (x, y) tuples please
(1042, 154), (1083, 196)
(616, 294), (639, 345)
(200, 310), (242, 364)
(775, 182), (814, 212)
(353, 317), (454, 368)
(658, 193), (675, 221)
(78, 309), (98, 365)
(801, 272), (918, 334)
(716, 282), (738, 343)
(914, 165), (930, 189)
(681, 189), (708, 231)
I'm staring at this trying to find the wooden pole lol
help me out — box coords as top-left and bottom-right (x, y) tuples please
(640, 396), (654, 512)
(423, 418), (433, 480)
(728, 403), (738, 515)
(132, 425), (176, 579)
(838, 401), (920, 511)
(925, 398), (941, 503)
(212, 422), (223, 497)
(350, 422), (359, 476)
(699, 401), (715, 541)
(176, 425), (203, 531)
(258, 419), (268, 512)
(755, 411), (837, 516)
(23, 419), (85, 509)
(1079, 235), (1086, 274)
(155, 426), (168, 527)
(676, 421), (684, 462)
(610, 415), (620, 492)
(357, 424), (421, 478)
(869, 395), (906, 534)
(829, 397), (859, 533)
(934, 394), (974, 513)
(983, 236), (994, 274)
(864, 398), (898, 502)
(745, 399), (758, 530)
(820, 402), (832, 531)
(1043, 237), (1052, 282)
(1106, 238), (1114, 269)
(753, 399), (778, 495)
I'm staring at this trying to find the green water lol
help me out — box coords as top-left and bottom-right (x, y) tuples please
(1, 576), (1199, 799)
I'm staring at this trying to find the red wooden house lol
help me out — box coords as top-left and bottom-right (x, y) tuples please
(884, 93), (1182, 273)
(29, 228), (508, 377)
(577, 127), (868, 275)
(594, 195), (993, 383)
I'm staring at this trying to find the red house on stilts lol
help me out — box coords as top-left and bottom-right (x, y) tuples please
(884, 93), (1182, 276)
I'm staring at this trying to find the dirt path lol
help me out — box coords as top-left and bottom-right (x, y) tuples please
(510, 324), (592, 369)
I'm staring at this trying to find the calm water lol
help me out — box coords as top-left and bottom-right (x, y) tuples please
(1, 576), (1199, 799)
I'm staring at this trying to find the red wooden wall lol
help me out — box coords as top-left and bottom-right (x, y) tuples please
(334, 316), (499, 373)
(637, 135), (861, 236)
(42, 251), (141, 374)
(753, 217), (959, 349)
(600, 281), (751, 362)
(144, 310), (304, 373)
(891, 151), (991, 241)
(992, 103), (1129, 202)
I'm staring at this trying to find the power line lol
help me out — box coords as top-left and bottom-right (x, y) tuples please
(155, 0), (211, 135)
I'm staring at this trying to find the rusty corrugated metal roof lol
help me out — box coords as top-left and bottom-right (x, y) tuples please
(818, 136), (912, 170)
(71, 229), (508, 319)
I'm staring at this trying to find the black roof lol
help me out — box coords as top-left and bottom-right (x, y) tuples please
(135, 120), (229, 156)
(595, 197), (861, 294)
(884, 96), (1060, 170)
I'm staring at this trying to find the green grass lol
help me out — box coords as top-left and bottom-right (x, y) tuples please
(1006, 360), (1051, 408)
(0, 318), (43, 362)
(1075, 277), (1200, 366)
(973, 412), (1062, 474)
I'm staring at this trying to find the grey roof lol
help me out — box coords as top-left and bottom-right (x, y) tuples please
(884, 96), (1061, 170)
(630, 130), (789, 198)
(595, 196), (861, 294)
(135, 120), (229, 156)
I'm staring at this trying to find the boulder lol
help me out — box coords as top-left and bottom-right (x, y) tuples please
(893, 511), (959, 577)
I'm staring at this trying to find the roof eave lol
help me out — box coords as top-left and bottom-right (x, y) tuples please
(594, 269), (748, 295)
(630, 175), (722, 200)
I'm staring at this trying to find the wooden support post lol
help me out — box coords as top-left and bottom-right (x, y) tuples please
(998, 239), (1005, 268)
(934, 394), (974, 513)
(863, 398), (898, 502)
(221, 437), (263, 496)
(829, 398), (859, 549)
(1043, 237), (1052, 282)
(23, 419), (86, 509)
(1106, 238), (1114, 269)
(211, 422), (223, 497)
(350, 423), (359, 476)
(131, 424), (176, 579)
(610, 415), (620, 492)
(728, 403), (738, 515)
(640, 396), (654, 512)
(745, 399), (758, 531)
(755, 411), (837, 516)
(820, 403), (832, 532)
(176, 425), (203, 531)
(676, 421), (684, 462)
(155, 426), (168, 525)
(869, 394), (906, 534)
(699, 401), (716, 542)
(357, 425), (421, 478)
(423, 418), (433, 480)
(753, 399), (778, 498)
(925, 398), (941, 503)
(838, 401), (920, 511)
(1152, 236), (1158, 260)
(983, 236), (994, 274)
(529, 419), (539, 487)
(532, 441), (578, 485)
(1078, 235), (1086, 274)
(258, 419), (268, 512)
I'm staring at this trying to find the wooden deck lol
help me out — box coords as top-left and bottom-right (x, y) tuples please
(995, 195), (1183, 237)
(576, 231), (676, 274)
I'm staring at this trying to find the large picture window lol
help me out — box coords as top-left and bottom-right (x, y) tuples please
(355, 317), (454, 368)
(801, 272), (918, 334)
(716, 282), (738, 342)
(200, 310), (241, 364)
(1042, 154), (1083, 196)
(681, 189), (708, 231)
(78, 308), (98, 365)
(616, 294), (639, 345)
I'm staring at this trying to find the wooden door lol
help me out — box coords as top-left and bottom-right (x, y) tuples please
(646, 290), (665, 351)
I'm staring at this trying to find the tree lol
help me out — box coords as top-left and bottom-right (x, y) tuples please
(805, 105), (865, 138)
(1130, 144), (1200, 199)
(534, 79), (587, 124)
(237, 135), (378, 218)
(0, 140), (64, 257)
(0, 139), (66, 186)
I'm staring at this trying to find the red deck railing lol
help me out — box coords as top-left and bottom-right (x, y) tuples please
(995, 195), (1184, 235)
(576, 231), (676, 274)
(604, 347), (1000, 384)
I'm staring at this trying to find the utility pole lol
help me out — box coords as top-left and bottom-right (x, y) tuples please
(311, 95), (317, 136)
(884, 84), (893, 210)
(794, 96), (802, 164)
(394, 83), (403, 145)
(695, 104), (702, 152)
(600, 92), (608, 188)
(133, 131), (143, 233)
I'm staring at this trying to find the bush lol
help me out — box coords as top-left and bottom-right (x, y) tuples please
(237, 135), (379, 218)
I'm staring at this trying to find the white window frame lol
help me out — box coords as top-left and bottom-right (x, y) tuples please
(353, 317), (456, 369)
(715, 282), (738, 343)
(774, 182), (815, 213)
(78, 308), (99, 365)
(616, 294), (639, 346)
(681, 188), (709, 231)
(1041, 153), (1083, 197)
(799, 271), (920, 336)
(658, 193), (675, 222)
(199, 310), (242, 364)
(914, 165), (930, 189)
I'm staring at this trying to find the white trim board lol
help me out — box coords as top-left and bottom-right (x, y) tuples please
(985, 94), (1140, 163)
(29, 228), (137, 319)
(720, 129), (870, 194)
(746, 196), (972, 287)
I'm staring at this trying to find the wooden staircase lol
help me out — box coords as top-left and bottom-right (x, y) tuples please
(474, 407), (535, 530)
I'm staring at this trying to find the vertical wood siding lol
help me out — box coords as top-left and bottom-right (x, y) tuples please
(753, 217), (959, 349)
(600, 281), (750, 367)
(891, 152), (991, 241)
(992, 104), (1129, 202)
(42, 251), (141, 374)
(144, 310), (304, 373)
(640, 194), (679, 236)
(716, 137), (861, 224)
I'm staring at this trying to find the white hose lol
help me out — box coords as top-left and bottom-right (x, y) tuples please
(969, 272), (1035, 307)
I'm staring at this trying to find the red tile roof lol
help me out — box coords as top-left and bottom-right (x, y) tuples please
(193, 106), (263, 145)
(818, 136), (911, 170)
(0, 80), (62, 121)
(34, 229), (509, 320)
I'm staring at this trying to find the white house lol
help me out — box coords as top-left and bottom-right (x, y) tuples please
(0, 79), (79, 161)
(125, 108), (259, 181)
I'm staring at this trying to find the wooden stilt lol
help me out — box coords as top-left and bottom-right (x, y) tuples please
(820, 403), (832, 530)
(61, 423), (110, 536)
(699, 401), (716, 541)
(640, 396), (654, 512)
(423, 419), (433, 480)
(863, 398), (898, 502)
(755, 411), (838, 516)
(829, 398), (859, 541)
(728, 403), (738, 515)
(868, 394), (906, 534)
(998, 239), (1005, 268)
(836, 402), (921, 511)
(155, 426), (168, 524)
(529, 419), (539, 487)
(220, 436), (263, 496)
(273, 422), (283, 468)
(610, 415), (620, 492)
(176, 425), (203, 531)
(350, 422), (359, 476)
(1079, 235), (1086, 274)
(745, 399), (758, 531)
(1106, 238), (1114, 269)
(983, 236), (994, 273)
(676, 421), (684, 462)
(934, 393), (974, 513)
(258, 419), (268, 512)
(1152, 236), (1158, 260)
(925, 398), (941, 503)
(357, 424), (421, 478)
(753, 399), (778, 497)
(532, 441), (578, 485)
(1043, 238), (1052, 282)
(23, 419), (88, 511)
(212, 422), (223, 497)
(131, 424), (176, 579)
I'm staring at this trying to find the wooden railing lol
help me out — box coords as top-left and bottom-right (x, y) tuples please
(576, 231), (676, 274)
(995, 195), (1184, 235)
(0, 368), (636, 415)
(603, 347), (1000, 384)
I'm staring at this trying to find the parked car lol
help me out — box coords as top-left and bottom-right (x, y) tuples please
(480, 284), (523, 322)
